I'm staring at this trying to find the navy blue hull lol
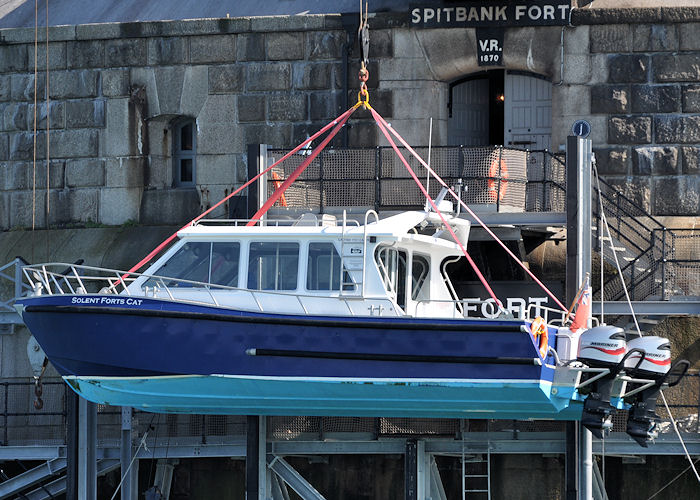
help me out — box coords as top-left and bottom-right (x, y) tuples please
(17, 294), (577, 417)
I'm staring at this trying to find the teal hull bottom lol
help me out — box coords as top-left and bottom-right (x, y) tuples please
(65, 375), (584, 420)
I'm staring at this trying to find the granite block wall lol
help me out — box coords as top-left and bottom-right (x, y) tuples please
(1, 10), (699, 229)
(590, 22), (700, 215)
(0, 16), (367, 229)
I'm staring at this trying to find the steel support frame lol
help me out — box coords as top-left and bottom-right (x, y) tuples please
(5, 432), (700, 462)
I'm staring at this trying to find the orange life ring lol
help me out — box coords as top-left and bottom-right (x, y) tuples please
(530, 316), (549, 359)
(487, 157), (508, 202)
(271, 172), (288, 207)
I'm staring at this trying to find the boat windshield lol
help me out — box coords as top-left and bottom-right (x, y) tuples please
(143, 241), (240, 288)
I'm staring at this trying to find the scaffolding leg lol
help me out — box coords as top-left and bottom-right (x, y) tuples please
(247, 416), (268, 500)
(120, 407), (138, 500)
(405, 439), (418, 500)
(66, 390), (79, 499)
(78, 398), (97, 500)
(580, 426), (593, 500)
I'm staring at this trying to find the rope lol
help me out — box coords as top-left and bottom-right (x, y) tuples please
(370, 106), (502, 308)
(125, 105), (360, 277)
(593, 166), (700, 487)
(247, 103), (359, 225)
(593, 165), (641, 336)
(659, 391), (700, 484)
(370, 109), (567, 312)
(109, 431), (149, 500)
(647, 454), (700, 499)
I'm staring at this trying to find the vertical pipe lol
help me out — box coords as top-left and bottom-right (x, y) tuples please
(319, 150), (325, 214)
(580, 426), (593, 500)
(375, 147), (381, 213)
(120, 407), (134, 500)
(405, 439), (418, 500)
(78, 398), (97, 500)
(246, 416), (260, 499)
(259, 416), (267, 500)
(662, 228), (667, 299)
(3, 382), (7, 446)
(66, 389), (79, 499)
(566, 136), (593, 500)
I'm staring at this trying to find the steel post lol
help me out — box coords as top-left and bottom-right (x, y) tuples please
(246, 416), (268, 500)
(247, 144), (269, 219)
(566, 136), (593, 500)
(405, 439), (418, 500)
(120, 407), (136, 500)
(78, 398), (97, 500)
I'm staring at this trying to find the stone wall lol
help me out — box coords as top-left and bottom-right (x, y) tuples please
(587, 22), (700, 216)
(0, 16), (366, 229)
(1, 10), (700, 230)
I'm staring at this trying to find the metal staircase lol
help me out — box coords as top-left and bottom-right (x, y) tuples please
(590, 175), (700, 330)
(592, 176), (699, 303)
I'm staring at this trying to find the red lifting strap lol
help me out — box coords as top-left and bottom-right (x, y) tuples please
(370, 109), (568, 313)
(247, 107), (356, 226)
(124, 105), (359, 278)
(370, 107), (503, 310)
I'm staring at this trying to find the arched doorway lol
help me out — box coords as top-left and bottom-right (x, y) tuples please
(447, 70), (552, 150)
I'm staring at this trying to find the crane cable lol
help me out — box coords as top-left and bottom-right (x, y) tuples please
(124, 104), (360, 277)
(370, 109), (568, 313)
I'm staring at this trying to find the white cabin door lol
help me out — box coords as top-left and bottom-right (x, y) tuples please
(448, 78), (490, 146)
(504, 72), (552, 150)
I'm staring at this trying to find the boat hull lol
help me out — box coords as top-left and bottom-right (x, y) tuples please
(18, 294), (579, 418)
(66, 374), (583, 419)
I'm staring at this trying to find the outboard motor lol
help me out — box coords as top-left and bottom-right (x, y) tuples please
(623, 336), (689, 447)
(576, 325), (627, 437)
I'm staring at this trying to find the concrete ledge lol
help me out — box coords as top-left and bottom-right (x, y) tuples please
(572, 7), (700, 25)
(0, 15), (339, 44)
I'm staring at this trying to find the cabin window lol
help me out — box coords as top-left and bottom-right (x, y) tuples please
(173, 119), (196, 187)
(210, 242), (240, 287)
(411, 254), (430, 301)
(306, 242), (355, 291)
(248, 242), (299, 291)
(144, 241), (241, 288)
(376, 246), (407, 310)
(145, 241), (211, 287)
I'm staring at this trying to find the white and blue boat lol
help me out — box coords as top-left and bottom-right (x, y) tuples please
(16, 206), (586, 419)
(15, 202), (686, 444)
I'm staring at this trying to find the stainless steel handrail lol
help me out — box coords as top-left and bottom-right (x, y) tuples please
(20, 263), (393, 318)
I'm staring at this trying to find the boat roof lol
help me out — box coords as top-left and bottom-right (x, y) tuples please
(177, 211), (467, 250)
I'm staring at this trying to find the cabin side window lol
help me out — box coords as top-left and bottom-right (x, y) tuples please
(411, 254), (430, 301)
(376, 246), (407, 310)
(210, 243), (240, 287)
(143, 241), (240, 288)
(306, 242), (355, 291)
(248, 242), (299, 291)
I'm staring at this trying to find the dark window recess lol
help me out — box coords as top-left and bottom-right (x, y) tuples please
(173, 119), (196, 187)
(444, 240), (526, 290)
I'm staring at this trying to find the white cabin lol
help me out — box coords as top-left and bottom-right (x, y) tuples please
(128, 211), (472, 319)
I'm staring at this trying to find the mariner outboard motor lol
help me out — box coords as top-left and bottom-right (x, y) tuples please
(576, 325), (628, 438)
(623, 336), (689, 447)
